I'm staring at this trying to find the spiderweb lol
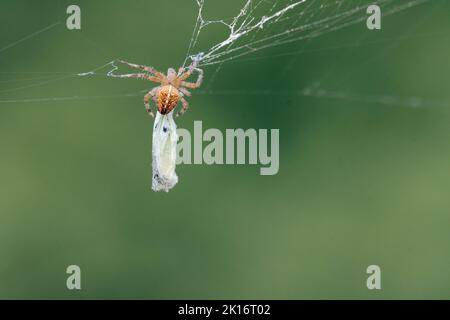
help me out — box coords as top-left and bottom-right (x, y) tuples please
(181, 0), (429, 68)
(0, 0), (443, 108)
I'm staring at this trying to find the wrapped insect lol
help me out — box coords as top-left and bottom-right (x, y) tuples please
(152, 112), (178, 192)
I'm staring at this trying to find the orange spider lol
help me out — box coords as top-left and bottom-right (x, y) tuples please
(110, 60), (204, 117)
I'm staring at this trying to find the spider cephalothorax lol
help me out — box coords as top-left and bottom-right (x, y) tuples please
(111, 60), (203, 117)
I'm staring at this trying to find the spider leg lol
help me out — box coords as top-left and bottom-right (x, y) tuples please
(144, 87), (159, 117)
(179, 87), (192, 97)
(177, 67), (186, 76)
(176, 97), (189, 117)
(180, 68), (204, 89)
(109, 73), (149, 80)
(178, 64), (199, 81)
(109, 72), (162, 84)
(118, 60), (163, 77)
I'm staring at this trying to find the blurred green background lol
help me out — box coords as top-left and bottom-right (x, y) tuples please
(0, 0), (450, 299)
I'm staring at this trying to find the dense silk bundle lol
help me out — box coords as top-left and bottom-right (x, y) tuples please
(152, 112), (178, 192)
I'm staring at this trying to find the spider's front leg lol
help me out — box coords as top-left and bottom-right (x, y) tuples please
(118, 60), (164, 78)
(109, 72), (161, 84)
(109, 73), (149, 80)
(178, 64), (198, 80)
(144, 87), (159, 117)
(180, 68), (204, 89)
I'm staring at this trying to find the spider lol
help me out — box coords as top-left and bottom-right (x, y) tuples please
(110, 60), (204, 117)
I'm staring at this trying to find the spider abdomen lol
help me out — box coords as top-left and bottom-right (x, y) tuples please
(157, 85), (180, 115)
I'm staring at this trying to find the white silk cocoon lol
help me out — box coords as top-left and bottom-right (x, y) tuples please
(151, 112), (178, 192)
